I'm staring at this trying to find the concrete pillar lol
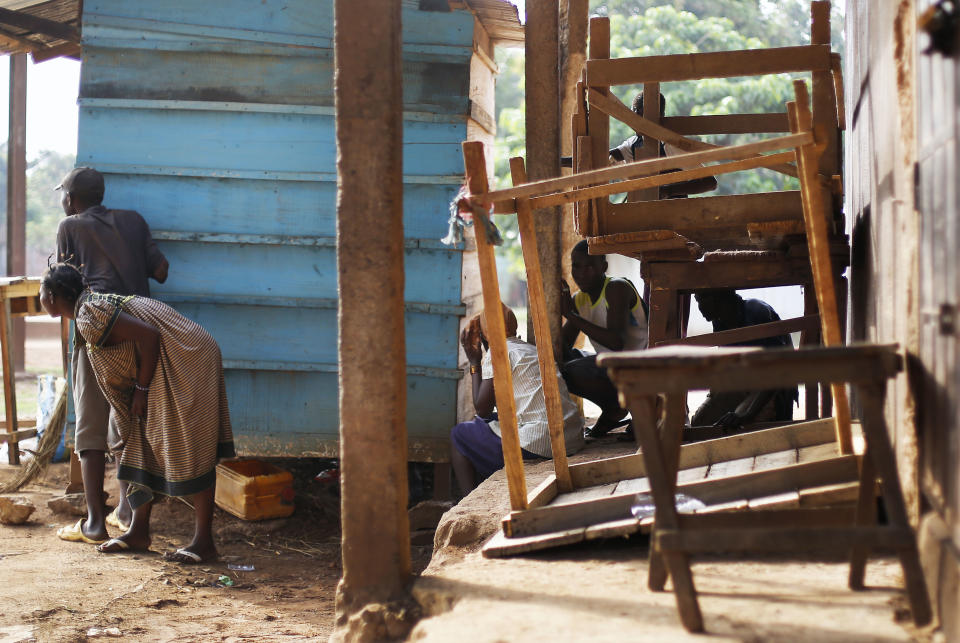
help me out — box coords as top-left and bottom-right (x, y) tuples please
(6, 54), (25, 372)
(525, 0), (563, 359)
(332, 1), (413, 640)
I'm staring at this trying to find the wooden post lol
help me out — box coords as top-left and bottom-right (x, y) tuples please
(526, 0), (563, 359)
(0, 295), (18, 464)
(788, 82), (853, 454)
(587, 17), (610, 230)
(463, 142), (528, 510)
(511, 157), (572, 493)
(333, 0), (410, 630)
(6, 54), (26, 374)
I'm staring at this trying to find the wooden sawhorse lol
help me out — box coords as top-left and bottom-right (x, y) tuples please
(599, 343), (932, 632)
(0, 277), (45, 465)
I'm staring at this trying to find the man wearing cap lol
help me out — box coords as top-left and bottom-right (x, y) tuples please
(53, 167), (170, 545)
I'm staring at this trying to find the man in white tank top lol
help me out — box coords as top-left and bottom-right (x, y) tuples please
(560, 241), (648, 439)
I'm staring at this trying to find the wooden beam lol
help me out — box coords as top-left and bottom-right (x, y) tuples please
(789, 81), (852, 454)
(587, 17), (610, 223)
(586, 45), (832, 86)
(830, 53), (845, 130)
(661, 113), (790, 135)
(0, 8), (79, 43)
(0, 26), (39, 53)
(7, 54), (26, 376)
(511, 157), (572, 492)
(656, 315), (820, 348)
(463, 143), (528, 511)
(527, 150), (797, 210)
(525, 0), (563, 360)
(0, 427), (36, 443)
(482, 131), (811, 207)
(334, 0), (410, 621)
(656, 526), (913, 553)
(642, 256), (813, 290)
(604, 191), (803, 235)
(30, 41), (80, 63)
(567, 418), (837, 489)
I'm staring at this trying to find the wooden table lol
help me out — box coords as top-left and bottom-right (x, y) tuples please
(0, 277), (48, 464)
(598, 343), (931, 632)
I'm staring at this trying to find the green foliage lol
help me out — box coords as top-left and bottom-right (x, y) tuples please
(492, 0), (845, 274)
(0, 145), (76, 274)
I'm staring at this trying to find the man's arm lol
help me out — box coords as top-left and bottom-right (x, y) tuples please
(561, 280), (635, 351)
(138, 214), (169, 283)
(659, 175), (718, 198)
(152, 257), (169, 284)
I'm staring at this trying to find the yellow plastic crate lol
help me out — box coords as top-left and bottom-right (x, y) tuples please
(215, 460), (295, 521)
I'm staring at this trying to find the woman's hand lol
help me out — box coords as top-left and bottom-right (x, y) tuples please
(131, 388), (147, 421)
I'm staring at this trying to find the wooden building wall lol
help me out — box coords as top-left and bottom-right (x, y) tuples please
(76, 0), (499, 461)
(846, 0), (960, 634)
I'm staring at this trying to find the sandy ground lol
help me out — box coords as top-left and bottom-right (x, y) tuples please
(0, 460), (349, 642)
(411, 447), (932, 643)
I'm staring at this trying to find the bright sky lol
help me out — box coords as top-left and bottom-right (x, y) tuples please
(0, 55), (80, 158)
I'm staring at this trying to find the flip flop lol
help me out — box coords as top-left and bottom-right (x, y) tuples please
(163, 548), (204, 565)
(106, 508), (130, 532)
(96, 538), (130, 553)
(57, 519), (107, 545)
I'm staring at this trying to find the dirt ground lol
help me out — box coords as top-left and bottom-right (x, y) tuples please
(0, 459), (353, 642)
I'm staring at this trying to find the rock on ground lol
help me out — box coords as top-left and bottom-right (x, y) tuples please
(0, 496), (36, 524)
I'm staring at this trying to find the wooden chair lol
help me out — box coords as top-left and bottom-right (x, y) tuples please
(598, 343), (932, 632)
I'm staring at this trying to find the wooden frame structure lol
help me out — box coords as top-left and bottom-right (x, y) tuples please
(572, 4), (849, 430)
(461, 76), (848, 512)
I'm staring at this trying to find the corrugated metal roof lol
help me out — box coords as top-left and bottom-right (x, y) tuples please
(0, 0), (80, 60)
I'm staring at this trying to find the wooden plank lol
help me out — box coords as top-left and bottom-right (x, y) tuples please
(575, 134), (595, 235)
(510, 158), (572, 492)
(588, 230), (695, 256)
(462, 141), (527, 510)
(747, 491), (800, 509)
(587, 17), (610, 224)
(567, 418), (836, 488)
(601, 345), (902, 391)
(662, 113), (790, 135)
(589, 89), (798, 179)
(0, 298), (19, 464)
(797, 441), (841, 463)
(830, 53), (845, 130)
(549, 482), (618, 506)
(789, 81), (852, 453)
(656, 526), (913, 554)
(705, 455), (755, 480)
(482, 131), (811, 207)
(0, 7), (80, 42)
(605, 191), (803, 234)
(586, 45), (832, 86)
(656, 315), (820, 348)
(583, 517), (642, 540)
(679, 506), (852, 529)
(506, 451), (857, 537)
(752, 448), (798, 470)
(614, 477), (650, 495)
(526, 475), (558, 509)
(528, 150), (798, 211)
(642, 255), (813, 290)
(676, 465), (709, 485)
(797, 481), (860, 507)
(30, 42), (81, 63)
(483, 526), (586, 558)
(0, 427), (36, 443)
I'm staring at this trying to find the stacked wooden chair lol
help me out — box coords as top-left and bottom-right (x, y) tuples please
(573, 5), (848, 424)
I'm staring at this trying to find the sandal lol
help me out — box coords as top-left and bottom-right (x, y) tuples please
(106, 507), (130, 532)
(584, 416), (632, 440)
(57, 519), (107, 545)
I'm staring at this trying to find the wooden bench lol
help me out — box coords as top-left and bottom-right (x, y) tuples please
(598, 343), (932, 632)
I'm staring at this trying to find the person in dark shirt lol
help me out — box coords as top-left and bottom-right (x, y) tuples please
(53, 167), (169, 547)
(689, 288), (798, 432)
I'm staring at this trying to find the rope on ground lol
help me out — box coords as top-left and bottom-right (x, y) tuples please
(0, 385), (68, 494)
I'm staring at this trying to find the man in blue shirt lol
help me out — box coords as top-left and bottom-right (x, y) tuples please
(690, 289), (798, 432)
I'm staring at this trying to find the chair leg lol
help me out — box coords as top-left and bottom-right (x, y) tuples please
(665, 551), (704, 632)
(848, 448), (876, 590)
(856, 381), (932, 627)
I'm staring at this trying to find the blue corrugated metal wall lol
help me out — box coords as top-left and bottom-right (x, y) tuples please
(77, 0), (471, 459)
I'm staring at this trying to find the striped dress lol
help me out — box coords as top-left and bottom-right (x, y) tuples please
(75, 291), (235, 508)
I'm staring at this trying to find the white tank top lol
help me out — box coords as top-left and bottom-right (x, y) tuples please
(573, 277), (648, 353)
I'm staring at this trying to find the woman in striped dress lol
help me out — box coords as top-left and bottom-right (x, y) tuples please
(40, 261), (234, 564)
